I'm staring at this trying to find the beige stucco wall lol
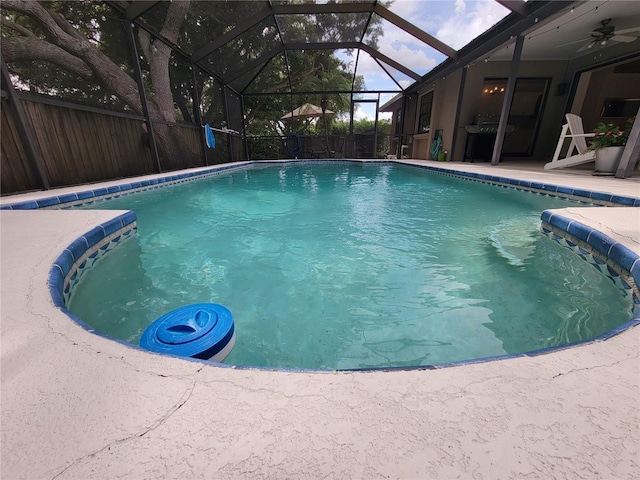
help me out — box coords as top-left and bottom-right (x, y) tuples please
(405, 53), (639, 163)
(410, 69), (465, 160)
(426, 59), (570, 162)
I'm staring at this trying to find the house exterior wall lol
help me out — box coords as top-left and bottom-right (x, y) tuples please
(385, 53), (639, 163)
(423, 59), (569, 162)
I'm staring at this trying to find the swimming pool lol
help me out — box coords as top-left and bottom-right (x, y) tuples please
(66, 162), (636, 370)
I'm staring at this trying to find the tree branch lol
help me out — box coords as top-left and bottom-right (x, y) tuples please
(1, 36), (93, 78)
(2, 0), (74, 45)
(0, 17), (36, 38)
(1, 0), (142, 113)
(50, 10), (86, 41)
(263, 66), (321, 93)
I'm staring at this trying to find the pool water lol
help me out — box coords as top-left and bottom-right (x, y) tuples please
(69, 163), (634, 370)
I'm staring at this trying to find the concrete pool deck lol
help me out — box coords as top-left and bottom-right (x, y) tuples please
(1, 160), (639, 479)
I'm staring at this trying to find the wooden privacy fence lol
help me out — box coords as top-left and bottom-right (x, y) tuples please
(1, 97), (39, 193)
(1, 96), (228, 195)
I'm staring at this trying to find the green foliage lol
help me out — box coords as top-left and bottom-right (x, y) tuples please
(2, 0), (387, 140)
(330, 118), (388, 134)
(588, 118), (634, 150)
(1, 1), (132, 110)
(332, 118), (391, 157)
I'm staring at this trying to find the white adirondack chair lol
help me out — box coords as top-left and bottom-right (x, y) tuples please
(544, 113), (596, 170)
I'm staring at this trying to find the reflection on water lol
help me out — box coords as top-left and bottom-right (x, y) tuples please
(69, 164), (634, 369)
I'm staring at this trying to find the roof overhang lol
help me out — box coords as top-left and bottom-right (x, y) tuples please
(406, 0), (575, 95)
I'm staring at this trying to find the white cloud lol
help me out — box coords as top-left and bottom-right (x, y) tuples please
(382, 1), (510, 53)
(353, 105), (370, 121)
(357, 0), (477, 83)
(335, 1), (511, 91)
(379, 44), (439, 73)
(436, 0), (510, 49)
(386, 0), (440, 32)
(354, 20), (442, 87)
(352, 104), (392, 121)
(374, 21), (440, 70)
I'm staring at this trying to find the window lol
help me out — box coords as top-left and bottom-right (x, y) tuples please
(601, 98), (640, 118)
(417, 91), (433, 133)
(477, 77), (550, 156)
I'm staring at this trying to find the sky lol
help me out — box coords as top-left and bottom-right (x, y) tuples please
(343, 0), (511, 120)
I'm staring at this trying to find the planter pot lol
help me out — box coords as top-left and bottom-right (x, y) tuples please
(595, 146), (624, 173)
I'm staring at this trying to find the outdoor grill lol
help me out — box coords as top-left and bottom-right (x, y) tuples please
(464, 115), (516, 161)
(465, 115), (503, 134)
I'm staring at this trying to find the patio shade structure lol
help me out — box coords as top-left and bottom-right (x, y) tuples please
(4, 0), (636, 185)
(281, 103), (335, 120)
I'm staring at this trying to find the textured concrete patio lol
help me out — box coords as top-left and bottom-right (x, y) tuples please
(1, 160), (639, 479)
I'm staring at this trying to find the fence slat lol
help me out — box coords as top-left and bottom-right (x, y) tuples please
(1, 96), (225, 194)
(1, 100), (172, 192)
(1, 99), (40, 193)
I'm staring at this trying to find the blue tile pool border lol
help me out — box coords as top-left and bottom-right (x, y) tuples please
(2, 159), (639, 210)
(1, 162), (254, 211)
(541, 212), (640, 301)
(402, 162), (640, 207)
(48, 211), (138, 308)
(8, 160), (639, 372)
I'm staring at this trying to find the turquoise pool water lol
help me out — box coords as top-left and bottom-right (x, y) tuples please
(69, 163), (633, 370)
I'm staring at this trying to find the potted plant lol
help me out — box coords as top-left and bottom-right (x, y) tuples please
(588, 117), (633, 173)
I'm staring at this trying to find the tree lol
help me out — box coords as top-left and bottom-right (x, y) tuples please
(2, 0), (191, 164)
(332, 118), (391, 158)
(1, 0), (385, 165)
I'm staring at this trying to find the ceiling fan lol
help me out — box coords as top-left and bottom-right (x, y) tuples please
(577, 18), (640, 51)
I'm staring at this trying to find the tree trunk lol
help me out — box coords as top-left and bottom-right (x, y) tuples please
(137, 0), (192, 164)
(1, 0), (197, 167)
